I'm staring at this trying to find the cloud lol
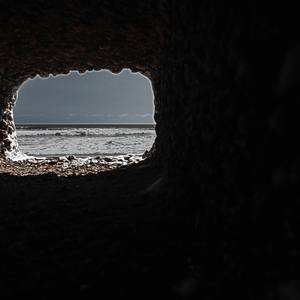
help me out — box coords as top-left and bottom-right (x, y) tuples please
(134, 113), (152, 118)
(82, 113), (105, 117)
(119, 113), (129, 118)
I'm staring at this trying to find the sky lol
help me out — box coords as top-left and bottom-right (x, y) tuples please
(14, 69), (154, 124)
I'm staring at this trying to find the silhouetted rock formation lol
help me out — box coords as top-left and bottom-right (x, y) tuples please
(1, 1), (300, 298)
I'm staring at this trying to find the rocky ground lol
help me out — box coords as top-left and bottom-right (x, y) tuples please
(0, 154), (143, 176)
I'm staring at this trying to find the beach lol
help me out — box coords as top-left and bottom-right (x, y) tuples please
(0, 154), (144, 176)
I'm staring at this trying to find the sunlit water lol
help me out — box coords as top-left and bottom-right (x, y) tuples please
(16, 124), (156, 158)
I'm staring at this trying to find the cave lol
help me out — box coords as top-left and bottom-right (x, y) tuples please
(1, 1), (300, 298)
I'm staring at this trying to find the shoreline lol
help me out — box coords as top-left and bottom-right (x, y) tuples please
(0, 154), (143, 176)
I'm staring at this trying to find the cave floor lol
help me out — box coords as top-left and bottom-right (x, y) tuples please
(0, 155), (141, 176)
(0, 159), (295, 298)
(0, 160), (194, 298)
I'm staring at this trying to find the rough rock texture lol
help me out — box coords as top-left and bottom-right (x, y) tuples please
(0, 155), (142, 176)
(0, 72), (21, 156)
(1, 1), (300, 298)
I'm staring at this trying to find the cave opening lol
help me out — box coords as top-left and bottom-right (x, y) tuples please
(13, 69), (156, 163)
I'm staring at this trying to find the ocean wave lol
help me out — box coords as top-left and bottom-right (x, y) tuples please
(17, 131), (154, 138)
(29, 152), (144, 157)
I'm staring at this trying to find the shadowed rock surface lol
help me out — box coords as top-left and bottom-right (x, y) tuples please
(1, 1), (300, 298)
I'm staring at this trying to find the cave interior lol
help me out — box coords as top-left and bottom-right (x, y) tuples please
(1, 1), (300, 298)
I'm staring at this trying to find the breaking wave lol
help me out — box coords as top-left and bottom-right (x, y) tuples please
(18, 131), (153, 138)
(16, 125), (156, 157)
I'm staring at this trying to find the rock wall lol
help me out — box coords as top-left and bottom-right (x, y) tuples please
(0, 72), (21, 157)
(156, 3), (300, 202)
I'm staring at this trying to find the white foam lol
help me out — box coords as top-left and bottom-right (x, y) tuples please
(16, 126), (155, 158)
(8, 150), (34, 161)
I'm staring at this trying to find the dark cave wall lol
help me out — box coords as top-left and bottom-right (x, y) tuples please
(1, 1), (300, 201)
(154, 3), (300, 282)
(156, 3), (300, 203)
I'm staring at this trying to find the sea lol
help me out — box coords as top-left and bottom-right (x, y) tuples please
(15, 124), (156, 159)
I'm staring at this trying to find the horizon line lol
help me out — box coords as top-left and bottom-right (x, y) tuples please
(15, 122), (155, 128)
(16, 122), (155, 125)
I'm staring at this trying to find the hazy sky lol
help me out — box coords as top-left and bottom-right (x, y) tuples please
(14, 69), (154, 124)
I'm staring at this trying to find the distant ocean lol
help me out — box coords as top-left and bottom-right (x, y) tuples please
(15, 124), (156, 158)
